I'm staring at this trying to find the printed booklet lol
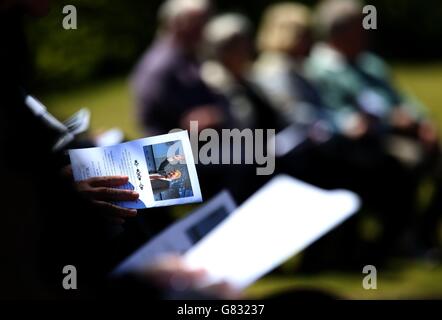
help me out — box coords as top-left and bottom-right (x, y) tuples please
(69, 131), (202, 209)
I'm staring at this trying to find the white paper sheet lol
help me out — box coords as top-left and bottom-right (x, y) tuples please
(69, 131), (202, 209)
(113, 191), (237, 275)
(184, 175), (361, 290)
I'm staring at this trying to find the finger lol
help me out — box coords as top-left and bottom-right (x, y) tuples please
(87, 176), (129, 188)
(91, 187), (139, 202)
(152, 256), (202, 274)
(61, 165), (73, 179)
(146, 256), (207, 288)
(95, 201), (138, 218)
(150, 269), (207, 291)
(171, 268), (207, 282)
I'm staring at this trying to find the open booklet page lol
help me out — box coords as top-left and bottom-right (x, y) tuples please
(69, 131), (202, 209)
(184, 175), (361, 290)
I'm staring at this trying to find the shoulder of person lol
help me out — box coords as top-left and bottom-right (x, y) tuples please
(305, 43), (347, 78)
(135, 41), (182, 77)
(200, 60), (236, 93)
(253, 53), (297, 84)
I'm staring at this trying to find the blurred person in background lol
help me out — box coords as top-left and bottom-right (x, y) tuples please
(131, 1), (270, 203)
(201, 13), (280, 131)
(130, 0), (227, 241)
(131, 0), (232, 135)
(307, 0), (439, 160)
(252, 2), (430, 268)
(306, 0), (441, 256)
(253, 3), (327, 134)
(199, 13), (282, 200)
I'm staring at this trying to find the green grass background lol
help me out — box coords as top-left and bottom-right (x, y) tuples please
(44, 64), (442, 299)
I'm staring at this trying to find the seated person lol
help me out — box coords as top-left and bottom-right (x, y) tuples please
(130, 0), (230, 135)
(306, 0), (439, 165)
(253, 3), (327, 134)
(201, 13), (280, 131)
(251, 2), (427, 266)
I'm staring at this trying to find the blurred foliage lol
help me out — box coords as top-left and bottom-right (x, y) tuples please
(27, 0), (160, 90)
(26, 0), (442, 91)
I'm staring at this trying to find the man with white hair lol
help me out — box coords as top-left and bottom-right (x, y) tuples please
(131, 0), (230, 135)
(157, 0), (210, 52)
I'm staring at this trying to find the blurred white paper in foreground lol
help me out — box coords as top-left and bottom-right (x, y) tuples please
(113, 191), (236, 275)
(184, 175), (361, 290)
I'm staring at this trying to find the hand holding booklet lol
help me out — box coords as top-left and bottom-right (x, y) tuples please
(69, 131), (202, 209)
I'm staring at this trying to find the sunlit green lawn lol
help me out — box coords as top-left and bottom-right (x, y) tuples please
(246, 261), (442, 299)
(394, 64), (442, 127)
(44, 64), (442, 139)
(45, 77), (142, 139)
(43, 64), (442, 299)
